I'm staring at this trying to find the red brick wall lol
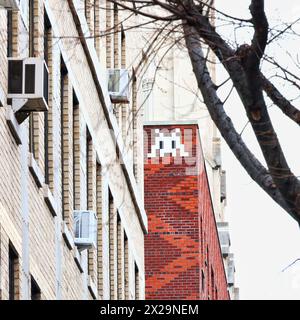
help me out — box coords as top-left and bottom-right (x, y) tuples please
(144, 124), (229, 300)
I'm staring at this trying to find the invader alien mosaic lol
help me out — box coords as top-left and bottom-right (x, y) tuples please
(147, 128), (189, 158)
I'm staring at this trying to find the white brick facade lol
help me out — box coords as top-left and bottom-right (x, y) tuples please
(0, 0), (146, 300)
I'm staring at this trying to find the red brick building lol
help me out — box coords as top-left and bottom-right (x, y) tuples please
(144, 122), (229, 300)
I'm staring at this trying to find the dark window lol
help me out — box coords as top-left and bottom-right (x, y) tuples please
(44, 64), (49, 183)
(25, 64), (36, 94)
(9, 245), (18, 300)
(8, 60), (23, 94)
(211, 267), (215, 299)
(60, 57), (68, 220)
(44, 13), (51, 65)
(94, 0), (97, 47)
(7, 10), (13, 57)
(159, 141), (163, 149)
(124, 232), (129, 299)
(28, 0), (35, 157)
(172, 140), (175, 149)
(84, 0), (88, 20)
(43, 63), (49, 103)
(29, 0), (35, 57)
(29, 113), (35, 156)
(72, 91), (79, 209)
(108, 190), (114, 298)
(206, 246), (210, 296)
(86, 129), (92, 209)
(44, 13), (51, 184)
(117, 214), (121, 299)
(135, 263), (139, 300)
(31, 276), (41, 300)
(201, 270), (205, 293)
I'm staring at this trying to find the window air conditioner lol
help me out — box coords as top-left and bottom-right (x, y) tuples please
(227, 254), (235, 287)
(8, 57), (49, 113)
(73, 210), (97, 249)
(217, 222), (231, 257)
(212, 137), (221, 168)
(0, 0), (19, 10)
(107, 69), (130, 104)
(220, 170), (227, 202)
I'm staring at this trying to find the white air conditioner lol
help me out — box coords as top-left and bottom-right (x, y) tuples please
(220, 170), (226, 202)
(226, 254), (235, 287)
(217, 222), (231, 257)
(212, 137), (221, 168)
(0, 0), (19, 10)
(8, 57), (49, 113)
(107, 69), (130, 104)
(73, 210), (97, 249)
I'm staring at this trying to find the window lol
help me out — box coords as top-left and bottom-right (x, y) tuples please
(31, 276), (41, 300)
(132, 70), (138, 179)
(73, 91), (80, 210)
(86, 129), (92, 209)
(211, 267), (215, 299)
(87, 129), (97, 282)
(117, 214), (122, 299)
(135, 263), (139, 300)
(124, 232), (129, 300)
(60, 57), (68, 221)
(9, 245), (19, 300)
(94, 0), (99, 50)
(96, 163), (103, 297)
(44, 13), (52, 185)
(206, 246), (210, 297)
(28, 0), (35, 156)
(113, 4), (119, 68)
(201, 270), (205, 293)
(84, 0), (89, 22)
(7, 10), (13, 57)
(109, 190), (116, 299)
(29, 0), (35, 57)
(200, 217), (203, 254)
(121, 24), (126, 68)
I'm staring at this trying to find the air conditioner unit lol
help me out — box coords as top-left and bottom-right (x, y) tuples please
(226, 254), (235, 287)
(212, 137), (221, 168)
(0, 0), (19, 10)
(217, 222), (231, 257)
(220, 170), (226, 202)
(107, 69), (130, 104)
(8, 57), (49, 113)
(73, 210), (97, 249)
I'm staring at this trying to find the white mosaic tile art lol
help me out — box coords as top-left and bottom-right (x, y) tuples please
(147, 128), (189, 158)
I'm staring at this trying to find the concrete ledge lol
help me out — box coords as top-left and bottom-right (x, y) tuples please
(28, 153), (44, 188)
(87, 275), (98, 300)
(43, 184), (57, 217)
(73, 247), (83, 273)
(5, 107), (22, 145)
(62, 221), (74, 250)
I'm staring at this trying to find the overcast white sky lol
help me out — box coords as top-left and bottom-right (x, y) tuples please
(216, 0), (300, 299)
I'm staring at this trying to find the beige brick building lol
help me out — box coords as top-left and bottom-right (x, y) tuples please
(0, 0), (147, 300)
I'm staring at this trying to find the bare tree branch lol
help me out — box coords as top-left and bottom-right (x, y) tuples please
(261, 75), (300, 125)
(183, 24), (294, 219)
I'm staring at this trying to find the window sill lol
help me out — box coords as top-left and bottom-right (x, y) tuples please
(88, 275), (98, 300)
(5, 107), (22, 145)
(43, 184), (57, 217)
(28, 153), (44, 188)
(73, 247), (84, 273)
(62, 221), (74, 250)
